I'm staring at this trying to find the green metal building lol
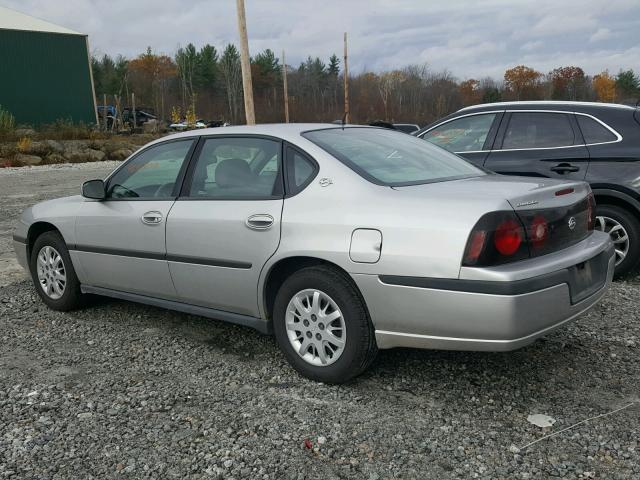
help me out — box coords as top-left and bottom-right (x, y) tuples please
(0, 6), (97, 125)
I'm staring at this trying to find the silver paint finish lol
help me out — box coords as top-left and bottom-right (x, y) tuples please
(362, 248), (615, 350)
(165, 199), (283, 316)
(14, 124), (616, 355)
(74, 200), (177, 298)
(349, 229), (382, 263)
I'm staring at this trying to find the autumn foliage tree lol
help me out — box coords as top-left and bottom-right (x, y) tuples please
(92, 41), (638, 126)
(549, 66), (586, 100)
(592, 71), (617, 102)
(504, 65), (542, 100)
(459, 79), (480, 106)
(128, 47), (177, 119)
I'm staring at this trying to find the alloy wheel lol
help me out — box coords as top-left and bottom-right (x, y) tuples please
(595, 215), (630, 266)
(285, 289), (346, 366)
(36, 246), (67, 300)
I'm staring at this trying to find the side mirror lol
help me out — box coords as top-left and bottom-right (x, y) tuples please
(82, 179), (106, 200)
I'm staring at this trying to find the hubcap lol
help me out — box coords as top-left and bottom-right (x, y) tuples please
(595, 216), (629, 266)
(285, 289), (346, 367)
(36, 246), (66, 300)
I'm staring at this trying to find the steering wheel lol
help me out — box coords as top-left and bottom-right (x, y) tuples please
(153, 182), (175, 198)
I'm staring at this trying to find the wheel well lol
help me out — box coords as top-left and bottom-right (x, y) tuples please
(594, 194), (640, 217)
(263, 256), (360, 321)
(27, 222), (59, 261)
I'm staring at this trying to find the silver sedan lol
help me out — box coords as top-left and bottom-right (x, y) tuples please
(13, 124), (615, 383)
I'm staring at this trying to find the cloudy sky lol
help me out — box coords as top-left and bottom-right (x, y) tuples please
(3, 0), (639, 79)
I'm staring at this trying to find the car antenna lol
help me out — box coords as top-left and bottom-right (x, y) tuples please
(341, 112), (347, 130)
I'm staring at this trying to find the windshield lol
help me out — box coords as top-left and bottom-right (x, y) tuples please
(303, 127), (484, 186)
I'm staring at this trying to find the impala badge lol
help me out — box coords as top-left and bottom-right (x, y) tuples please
(568, 217), (577, 230)
(319, 178), (333, 187)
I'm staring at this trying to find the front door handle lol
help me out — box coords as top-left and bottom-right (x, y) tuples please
(246, 214), (274, 230)
(550, 163), (580, 173)
(141, 211), (163, 225)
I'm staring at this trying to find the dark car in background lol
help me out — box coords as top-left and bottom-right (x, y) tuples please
(416, 101), (640, 277)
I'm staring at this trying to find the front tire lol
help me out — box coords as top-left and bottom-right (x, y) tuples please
(29, 231), (84, 311)
(273, 266), (377, 383)
(595, 204), (640, 278)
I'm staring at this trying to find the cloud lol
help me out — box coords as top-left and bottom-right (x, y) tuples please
(589, 27), (612, 43)
(521, 41), (544, 52)
(1, 0), (638, 79)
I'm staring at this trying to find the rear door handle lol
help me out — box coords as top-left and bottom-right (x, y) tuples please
(141, 211), (163, 225)
(550, 163), (580, 173)
(246, 214), (274, 230)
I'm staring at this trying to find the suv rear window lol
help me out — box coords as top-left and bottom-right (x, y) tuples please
(502, 112), (576, 149)
(303, 127), (484, 186)
(576, 115), (618, 144)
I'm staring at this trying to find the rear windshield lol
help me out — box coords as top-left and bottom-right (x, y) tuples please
(303, 127), (484, 186)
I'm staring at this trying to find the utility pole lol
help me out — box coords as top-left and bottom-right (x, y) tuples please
(343, 32), (350, 124)
(236, 0), (256, 125)
(282, 50), (289, 123)
(131, 92), (136, 131)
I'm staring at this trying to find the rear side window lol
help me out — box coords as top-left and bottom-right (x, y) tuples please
(286, 146), (317, 195)
(576, 115), (618, 144)
(422, 113), (496, 152)
(502, 112), (576, 149)
(185, 137), (283, 199)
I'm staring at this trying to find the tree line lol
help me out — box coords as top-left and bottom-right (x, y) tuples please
(91, 44), (640, 126)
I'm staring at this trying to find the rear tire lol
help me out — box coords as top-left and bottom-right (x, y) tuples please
(273, 266), (377, 383)
(29, 231), (84, 311)
(595, 204), (640, 278)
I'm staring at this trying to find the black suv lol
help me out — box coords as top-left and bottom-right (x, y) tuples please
(417, 101), (640, 277)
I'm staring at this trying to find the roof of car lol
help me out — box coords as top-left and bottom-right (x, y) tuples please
(143, 123), (376, 149)
(457, 100), (637, 113)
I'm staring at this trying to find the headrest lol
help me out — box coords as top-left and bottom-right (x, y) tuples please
(215, 158), (251, 188)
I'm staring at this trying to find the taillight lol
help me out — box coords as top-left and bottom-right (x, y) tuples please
(463, 230), (486, 265)
(587, 193), (596, 230)
(494, 219), (523, 255)
(462, 212), (529, 267)
(529, 215), (549, 249)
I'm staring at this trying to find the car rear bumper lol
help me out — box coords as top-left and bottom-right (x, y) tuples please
(351, 233), (615, 351)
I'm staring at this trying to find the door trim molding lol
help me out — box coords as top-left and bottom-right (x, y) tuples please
(69, 244), (252, 269)
(80, 285), (271, 334)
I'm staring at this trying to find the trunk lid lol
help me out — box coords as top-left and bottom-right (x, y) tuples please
(392, 174), (594, 259)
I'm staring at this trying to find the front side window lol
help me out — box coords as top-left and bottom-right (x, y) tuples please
(107, 140), (194, 199)
(421, 113), (496, 152)
(576, 115), (618, 144)
(502, 112), (576, 149)
(186, 137), (282, 198)
(303, 127), (484, 186)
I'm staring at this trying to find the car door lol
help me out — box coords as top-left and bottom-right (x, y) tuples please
(165, 136), (284, 317)
(74, 138), (195, 298)
(483, 111), (589, 180)
(418, 112), (503, 166)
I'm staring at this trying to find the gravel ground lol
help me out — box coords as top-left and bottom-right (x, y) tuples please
(1, 163), (639, 479)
